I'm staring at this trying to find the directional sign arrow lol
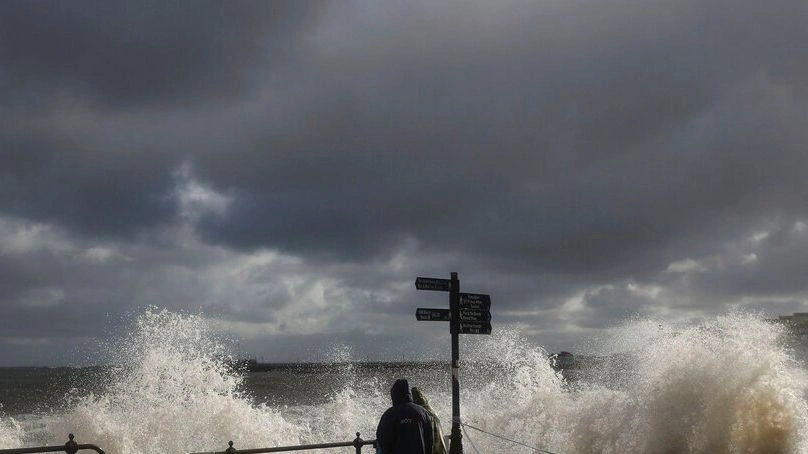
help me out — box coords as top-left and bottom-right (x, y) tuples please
(458, 309), (491, 322)
(416, 308), (451, 321)
(458, 321), (492, 335)
(415, 277), (452, 292)
(458, 293), (491, 311)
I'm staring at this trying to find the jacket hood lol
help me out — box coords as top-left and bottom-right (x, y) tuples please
(390, 379), (413, 405)
(411, 387), (433, 412)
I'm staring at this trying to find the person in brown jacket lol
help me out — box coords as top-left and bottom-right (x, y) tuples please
(411, 387), (447, 454)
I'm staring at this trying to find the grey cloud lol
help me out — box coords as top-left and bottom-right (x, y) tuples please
(0, 128), (179, 237)
(0, 1), (325, 237)
(191, 0), (808, 287)
(0, 1), (321, 110)
(660, 221), (808, 303)
(2, 0), (808, 364)
(575, 285), (655, 329)
(0, 245), (135, 339)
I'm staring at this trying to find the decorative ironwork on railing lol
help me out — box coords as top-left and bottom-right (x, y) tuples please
(0, 434), (105, 454)
(190, 433), (375, 454)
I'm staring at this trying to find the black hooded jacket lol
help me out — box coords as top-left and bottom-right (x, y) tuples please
(376, 379), (434, 454)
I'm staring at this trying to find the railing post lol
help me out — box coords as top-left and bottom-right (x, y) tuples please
(65, 434), (78, 454)
(225, 441), (236, 454)
(352, 432), (363, 453)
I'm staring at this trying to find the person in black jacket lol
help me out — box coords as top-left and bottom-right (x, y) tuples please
(376, 378), (434, 454)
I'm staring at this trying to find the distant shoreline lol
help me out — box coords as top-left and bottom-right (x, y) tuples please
(229, 359), (452, 372)
(0, 360), (454, 371)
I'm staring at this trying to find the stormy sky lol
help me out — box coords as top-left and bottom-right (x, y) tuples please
(1, 0), (807, 366)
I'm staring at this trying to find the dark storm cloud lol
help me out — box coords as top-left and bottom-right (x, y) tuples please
(0, 126), (179, 236)
(0, 0), (319, 110)
(0, 1), (326, 238)
(190, 0), (808, 293)
(4, 0), (806, 271)
(2, 0), (808, 365)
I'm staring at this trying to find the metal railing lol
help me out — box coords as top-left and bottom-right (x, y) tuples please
(0, 434), (105, 454)
(190, 433), (375, 454)
(0, 432), (378, 454)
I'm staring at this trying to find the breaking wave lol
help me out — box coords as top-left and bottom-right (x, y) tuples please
(460, 314), (808, 453)
(2, 309), (807, 454)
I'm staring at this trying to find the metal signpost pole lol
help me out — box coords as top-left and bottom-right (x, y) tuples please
(415, 273), (490, 454)
(448, 272), (463, 454)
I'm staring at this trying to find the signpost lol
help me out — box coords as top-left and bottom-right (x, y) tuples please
(415, 308), (451, 321)
(458, 321), (492, 335)
(415, 277), (452, 292)
(458, 293), (491, 311)
(414, 272), (492, 454)
(458, 308), (491, 322)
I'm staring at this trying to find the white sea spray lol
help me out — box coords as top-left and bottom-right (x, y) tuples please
(0, 413), (23, 449)
(46, 309), (303, 454)
(3, 309), (807, 454)
(455, 314), (808, 453)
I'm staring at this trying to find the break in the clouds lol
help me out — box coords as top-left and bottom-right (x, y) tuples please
(1, 0), (807, 365)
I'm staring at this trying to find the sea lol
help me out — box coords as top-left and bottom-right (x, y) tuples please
(2, 309), (808, 454)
